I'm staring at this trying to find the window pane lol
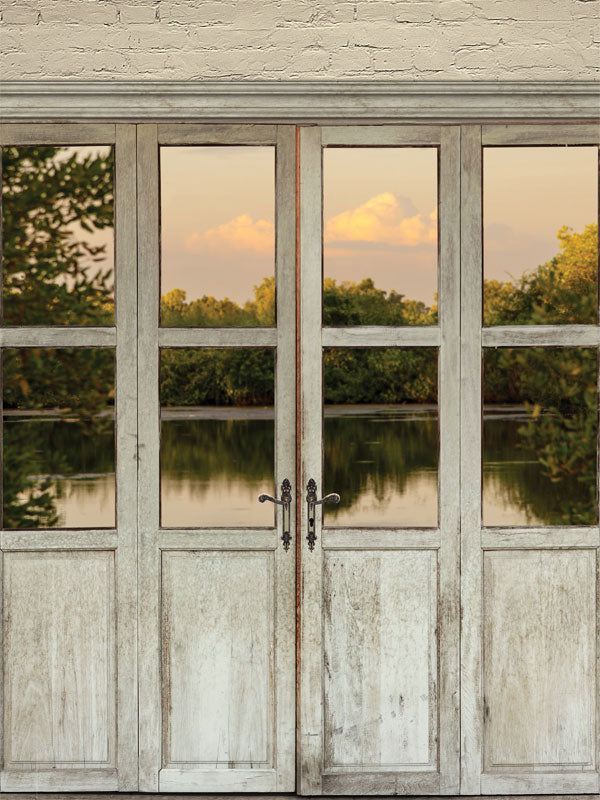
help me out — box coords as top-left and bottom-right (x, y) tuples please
(3, 348), (115, 528)
(483, 347), (598, 526)
(1, 146), (115, 326)
(160, 146), (275, 327)
(483, 146), (598, 326)
(323, 348), (438, 527)
(323, 148), (438, 326)
(160, 348), (275, 526)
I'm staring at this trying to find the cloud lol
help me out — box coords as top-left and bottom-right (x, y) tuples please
(185, 214), (274, 254)
(325, 192), (437, 248)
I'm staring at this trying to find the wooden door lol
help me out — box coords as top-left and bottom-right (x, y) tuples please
(136, 124), (297, 792)
(0, 124), (138, 791)
(460, 123), (600, 795)
(298, 126), (461, 795)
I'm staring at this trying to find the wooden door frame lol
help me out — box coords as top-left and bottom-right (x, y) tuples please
(136, 123), (297, 793)
(0, 123), (138, 791)
(298, 124), (461, 795)
(459, 122), (600, 796)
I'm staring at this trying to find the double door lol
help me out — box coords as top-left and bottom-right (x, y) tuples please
(0, 122), (598, 795)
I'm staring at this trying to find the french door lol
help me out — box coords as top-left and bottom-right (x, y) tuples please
(0, 121), (598, 795)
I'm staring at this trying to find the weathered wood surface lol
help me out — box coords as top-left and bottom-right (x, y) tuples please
(323, 551), (437, 772)
(3, 552), (115, 768)
(0, 122), (116, 145)
(161, 551), (274, 768)
(321, 125), (441, 146)
(459, 124), (484, 796)
(483, 550), (596, 771)
(482, 123), (600, 145)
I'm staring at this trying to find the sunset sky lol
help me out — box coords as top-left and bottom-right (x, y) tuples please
(159, 145), (598, 307)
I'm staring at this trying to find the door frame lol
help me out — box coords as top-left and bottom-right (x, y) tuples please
(298, 124), (461, 795)
(136, 123), (297, 793)
(0, 123), (138, 792)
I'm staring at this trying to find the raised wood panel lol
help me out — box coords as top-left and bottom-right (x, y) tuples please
(161, 551), (275, 769)
(483, 550), (596, 772)
(3, 551), (115, 768)
(323, 550), (438, 772)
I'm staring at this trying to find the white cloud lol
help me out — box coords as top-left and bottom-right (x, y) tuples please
(185, 214), (274, 254)
(325, 192), (437, 248)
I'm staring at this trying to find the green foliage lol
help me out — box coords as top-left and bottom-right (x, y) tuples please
(2, 146), (116, 526)
(2, 146), (114, 326)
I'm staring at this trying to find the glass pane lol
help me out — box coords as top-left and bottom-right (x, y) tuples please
(160, 348), (275, 526)
(1, 146), (115, 326)
(160, 146), (275, 327)
(323, 348), (438, 527)
(3, 348), (115, 528)
(483, 347), (598, 526)
(323, 148), (438, 326)
(483, 146), (598, 325)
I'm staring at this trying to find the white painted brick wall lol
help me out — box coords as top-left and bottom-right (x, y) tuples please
(0, 0), (598, 80)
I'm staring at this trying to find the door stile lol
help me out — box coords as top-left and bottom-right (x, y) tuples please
(136, 122), (161, 793)
(437, 126), (462, 795)
(114, 123), (140, 791)
(459, 124), (483, 796)
(274, 124), (297, 791)
(298, 124), (324, 796)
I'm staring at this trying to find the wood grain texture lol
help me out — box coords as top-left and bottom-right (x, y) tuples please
(459, 124), (484, 796)
(136, 122), (162, 792)
(159, 328), (277, 348)
(161, 551), (274, 768)
(482, 527), (600, 549)
(437, 125), (462, 796)
(298, 124), (324, 795)
(0, 123), (116, 145)
(321, 126), (441, 146)
(321, 326), (440, 348)
(482, 325), (600, 348)
(483, 550), (596, 771)
(273, 124), (298, 792)
(3, 551), (115, 768)
(114, 122), (139, 791)
(157, 123), (277, 145)
(482, 123), (599, 145)
(0, 327), (116, 348)
(322, 529), (440, 550)
(323, 551), (437, 771)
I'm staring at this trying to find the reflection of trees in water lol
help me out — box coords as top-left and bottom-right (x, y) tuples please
(3, 419), (115, 528)
(323, 411), (438, 518)
(484, 417), (594, 525)
(160, 418), (274, 493)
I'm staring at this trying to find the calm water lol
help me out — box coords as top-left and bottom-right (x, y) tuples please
(3, 405), (596, 528)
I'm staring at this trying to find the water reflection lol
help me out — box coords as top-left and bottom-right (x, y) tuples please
(6, 404), (595, 529)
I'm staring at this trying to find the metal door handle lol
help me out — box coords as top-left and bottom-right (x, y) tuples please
(258, 478), (292, 551)
(306, 478), (341, 551)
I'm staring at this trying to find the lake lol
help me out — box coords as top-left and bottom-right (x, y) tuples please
(4, 405), (596, 528)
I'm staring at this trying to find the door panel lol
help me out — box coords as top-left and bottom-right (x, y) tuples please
(299, 125), (461, 795)
(323, 550), (437, 772)
(4, 552), (115, 768)
(483, 550), (596, 772)
(136, 123), (296, 793)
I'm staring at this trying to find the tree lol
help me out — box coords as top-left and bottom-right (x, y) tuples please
(2, 146), (115, 527)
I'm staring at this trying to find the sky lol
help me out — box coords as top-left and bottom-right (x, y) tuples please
(160, 144), (598, 308)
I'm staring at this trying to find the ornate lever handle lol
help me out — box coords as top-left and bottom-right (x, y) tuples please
(306, 478), (341, 551)
(258, 478), (292, 551)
